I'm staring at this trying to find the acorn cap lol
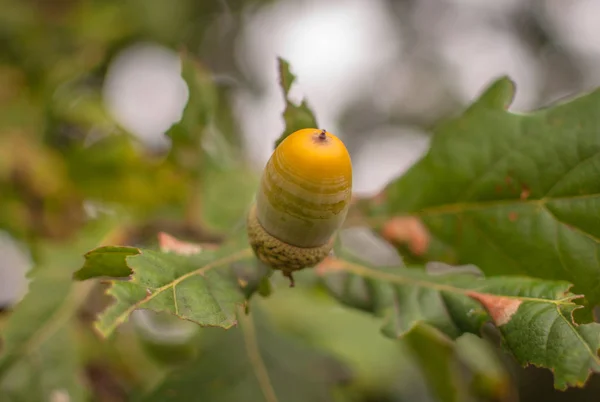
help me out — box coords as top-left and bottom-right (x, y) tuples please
(256, 128), (352, 248)
(247, 204), (334, 275)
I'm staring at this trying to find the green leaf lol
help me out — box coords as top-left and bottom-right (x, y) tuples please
(199, 148), (259, 235)
(257, 281), (417, 395)
(67, 134), (188, 214)
(0, 219), (116, 401)
(482, 294), (600, 389)
(404, 325), (512, 402)
(136, 305), (351, 402)
(74, 233), (268, 338)
(318, 248), (600, 390)
(404, 323), (470, 402)
(73, 246), (139, 280)
(274, 57), (318, 148)
(370, 77), (600, 304)
(454, 333), (512, 399)
(277, 57), (295, 95)
(166, 51), (217, 150)
(165, 51), (258, 235)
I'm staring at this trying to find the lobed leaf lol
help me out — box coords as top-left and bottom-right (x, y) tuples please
(74, 234), (268, 338)
(166, 51), (217, 151)
(318, 249), (600, 390)
(273, 57), (318, 148)
(0, 219), (116, 401)
(365, 77), (600, 304)
(73, 246), (138, 280)
(166, 51), (258, 234)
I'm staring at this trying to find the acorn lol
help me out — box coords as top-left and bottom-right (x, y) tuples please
(247, 128), (353, 287)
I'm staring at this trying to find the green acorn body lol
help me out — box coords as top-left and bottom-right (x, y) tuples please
(246, 128), (353, 286)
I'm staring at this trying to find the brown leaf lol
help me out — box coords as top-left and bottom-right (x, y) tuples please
(381, 217), (430, 256)
(158, 232), (203, 255)
(467, 291), (522, 326)
(315, 257), (346, 276)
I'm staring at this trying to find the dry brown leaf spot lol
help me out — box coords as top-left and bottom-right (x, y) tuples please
(315, 257), (346, 276)
(158, 232), (203, 255)
(467, 291), (522, 326)
(381, 216), (430, 256)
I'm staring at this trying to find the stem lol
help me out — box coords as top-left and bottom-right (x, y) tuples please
(239, 307), (279, 402)
(282, 271), (295, 287)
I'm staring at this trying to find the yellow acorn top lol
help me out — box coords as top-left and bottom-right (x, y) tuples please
(256, 128), (353, 248)
(275, 128), (352, 183)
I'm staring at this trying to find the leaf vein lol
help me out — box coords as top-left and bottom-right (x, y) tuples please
(173, 284), (179, 316)
(104, 248), (253, 335)
(457, 129), (529, 202)
(542, 310), (560, 362)
(544, 149), (600, 197)
(412, 193), (600, 217)
(467, 216), (527, 274)
(555, 306), (600, 366)
(239, 308), (279, 402)
(549, 206), (575, 281)
(543, 204), (600, 244)
(337, 260), (574, 305)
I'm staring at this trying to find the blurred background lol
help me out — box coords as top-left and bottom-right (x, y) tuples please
(2, 0), (600, 401)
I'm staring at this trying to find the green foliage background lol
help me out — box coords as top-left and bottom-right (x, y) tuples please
(2, 1), (600, 402)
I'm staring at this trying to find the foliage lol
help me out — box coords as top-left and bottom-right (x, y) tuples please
(363, 78), (600, 305)
(136, 305), (351, 402)
(2, 2), (600, 402)
(320, 242), (600, 390)
(0, 220), (118, 401)
(273, 58), (318, 148)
